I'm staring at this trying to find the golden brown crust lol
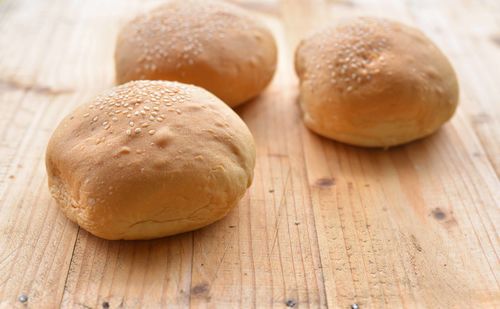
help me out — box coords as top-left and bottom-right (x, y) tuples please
(46, 80), (255, 240)
(295, 17), (459, 147)
(115, 0), (277, 107)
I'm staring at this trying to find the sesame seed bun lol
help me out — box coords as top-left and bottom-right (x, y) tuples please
(295, 17), (459, 147)
(115, 0), (277, 107)
(46, 80), (255, 240)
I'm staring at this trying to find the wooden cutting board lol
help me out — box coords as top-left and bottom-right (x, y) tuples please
(0, 0), (498, 307)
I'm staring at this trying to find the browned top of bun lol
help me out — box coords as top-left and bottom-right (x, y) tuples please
(46, 80), (255, 239)
(115, 0), (277, 107)
(295, 17), (459, 147)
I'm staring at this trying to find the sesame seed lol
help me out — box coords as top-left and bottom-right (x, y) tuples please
(134, 128), (142, 134)
(148, 129), (156, 135)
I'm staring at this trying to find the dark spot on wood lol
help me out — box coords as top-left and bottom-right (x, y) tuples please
(201, 263), (204, 266)
(314, 178), (335, 188)
(8, 175), (15, 179)
(364, 184), (370, 187)
(102, 302), (110, 309)
(192, 282), (210, 295)
(432, 208), (446, 220)
(491, 34), (500, 47)
(228, 225), (236, 228)
(285, 299), (297, 307)
(268, 189), (274, 193)
(410, 234), (422, 252)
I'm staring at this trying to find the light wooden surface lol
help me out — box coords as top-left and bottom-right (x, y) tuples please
(0, 0), (499, 308)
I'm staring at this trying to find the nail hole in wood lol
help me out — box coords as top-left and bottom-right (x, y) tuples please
(285, 299), (297, 307)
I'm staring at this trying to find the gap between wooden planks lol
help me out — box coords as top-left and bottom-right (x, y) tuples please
(0, 0), (498, 308)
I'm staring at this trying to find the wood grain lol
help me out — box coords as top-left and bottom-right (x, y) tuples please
(0, 0), (498, 308)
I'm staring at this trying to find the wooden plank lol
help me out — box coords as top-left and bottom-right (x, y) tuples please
(0, 0), (498, 308)
(61, 232), (193, 308)
(188, 16), (326, 308)
(289, 0), (500, 307)
(0, 0), (83, 307)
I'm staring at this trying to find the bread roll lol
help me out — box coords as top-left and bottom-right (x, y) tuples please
(115, 0), (277, 107)
(295, 17), (459, 147)
(46, 80), (255, 240)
